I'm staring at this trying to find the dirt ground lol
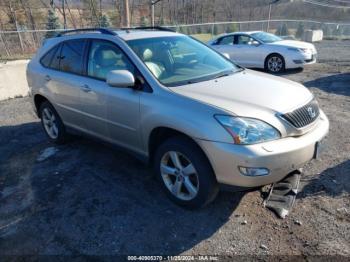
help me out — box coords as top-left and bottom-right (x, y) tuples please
(0, 40), (349, 260)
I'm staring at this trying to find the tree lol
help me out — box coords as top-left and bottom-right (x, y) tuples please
(321, 23), (330, 37)
(226, 23), (238, 33)
(98, 13), (111, 28)
(140, 16), (149, 27)
(276, 23), (289, 36)
(213, 24), (219, 35)
(295, 23), (305, 39)
(332, 25), (343, 37)
(45, 9), (62, 39)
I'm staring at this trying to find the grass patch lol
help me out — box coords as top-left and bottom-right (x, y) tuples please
(190, 33), (214, 43)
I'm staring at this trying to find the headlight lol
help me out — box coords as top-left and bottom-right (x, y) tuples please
(288, 47), (308, 53)
(215, 115), (280, 145)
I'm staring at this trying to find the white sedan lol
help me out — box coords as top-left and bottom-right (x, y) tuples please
(208, 31), (317, 73)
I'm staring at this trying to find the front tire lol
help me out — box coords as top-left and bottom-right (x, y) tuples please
(154, 136), (219, 209)
(265, 54), (285, 74)
(39, 101), (67, 144)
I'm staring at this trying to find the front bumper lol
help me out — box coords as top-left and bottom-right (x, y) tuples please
(196, 111), (329, 188)
(286, 52), (317, 68)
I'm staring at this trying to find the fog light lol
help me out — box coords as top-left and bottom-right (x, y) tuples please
(293, 59), (303, 64)
(239, 167), (270, 176)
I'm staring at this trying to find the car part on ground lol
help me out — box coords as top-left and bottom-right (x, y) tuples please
(264, 171), (301, 219)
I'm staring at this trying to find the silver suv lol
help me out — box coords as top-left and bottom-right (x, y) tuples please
(27, 28), (329, 208)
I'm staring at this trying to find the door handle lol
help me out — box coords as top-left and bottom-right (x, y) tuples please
(81, 84), (92, 93)
(45, 75), (51, 82)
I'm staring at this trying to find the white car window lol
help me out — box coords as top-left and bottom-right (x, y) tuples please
(236, 35), (254, 45)
(218, 36), (234, 45)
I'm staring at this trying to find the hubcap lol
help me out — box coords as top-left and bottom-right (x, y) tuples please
(268, 56), (283, 72)
(160, 151), (199, 201)
(42, 108), (58, 139)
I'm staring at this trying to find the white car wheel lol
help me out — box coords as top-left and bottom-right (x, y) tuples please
(266, 54), (285, 73)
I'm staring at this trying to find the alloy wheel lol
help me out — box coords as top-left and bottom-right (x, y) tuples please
(268, 56), (283, 72)
(42, 107), (59, 139)
(160, 151), (199, 201)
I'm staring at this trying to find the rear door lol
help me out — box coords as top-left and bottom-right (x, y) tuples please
(40, 39), (87, 129)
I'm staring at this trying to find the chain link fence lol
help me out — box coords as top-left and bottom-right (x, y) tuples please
(169, 20), (350, 43)
(1, 20), (350, 60)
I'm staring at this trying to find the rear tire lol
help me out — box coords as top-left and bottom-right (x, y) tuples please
(154, 136), (219, 209)
(39, 101), (67, 144)
(265, 54), (285, 74)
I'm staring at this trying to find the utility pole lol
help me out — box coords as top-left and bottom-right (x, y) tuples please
(62, 0), (67, 29)
(124, 0), (130, 27)
(151, 0), (162, 26)
(267, 0), (280, 32)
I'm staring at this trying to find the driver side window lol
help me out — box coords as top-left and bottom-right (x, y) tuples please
(88, 40), (135, 80)
(236, 35), (254, 45)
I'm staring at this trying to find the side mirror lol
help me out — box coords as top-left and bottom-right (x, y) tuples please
(252, 40), (260, 46)
(106, 70), (135, 88)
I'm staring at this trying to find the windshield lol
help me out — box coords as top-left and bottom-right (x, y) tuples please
(126, 36), (240, 87)
(251, 32), (282, 43)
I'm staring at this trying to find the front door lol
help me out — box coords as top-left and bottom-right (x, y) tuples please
(85, 39), (141, 151)
(233, 35), (261, 67)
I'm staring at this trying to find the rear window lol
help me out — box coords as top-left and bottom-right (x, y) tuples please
(59, 40), (86, 75)
(40, 39), (86, 75)
(40, 45), (60, 69)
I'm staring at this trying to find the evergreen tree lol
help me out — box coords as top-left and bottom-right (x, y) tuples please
(321, 23), (330, 37)
(332, 25), (343, 37)
(140, 16), (149, 27)
(45, 9), (62, 38)
(98, 13), (111, 28)
(276, 23), (289, 36)
(180, 26), (189, 35)
(225, 23), (238, 33)
(295, 23), (305, 39)
(213, 24), (219, 35)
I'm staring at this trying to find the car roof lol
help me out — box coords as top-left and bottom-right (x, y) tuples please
(225, 31), (262, 36)
(114, 29), (181, 41)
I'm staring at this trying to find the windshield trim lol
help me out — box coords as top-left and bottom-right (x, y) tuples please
(126, 35), (242, 88)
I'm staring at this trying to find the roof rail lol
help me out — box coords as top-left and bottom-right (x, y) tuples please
(56, 28), (117, 37)
(121, 26), (175, 32)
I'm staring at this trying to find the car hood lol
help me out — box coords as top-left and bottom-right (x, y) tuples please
(269, 40), (316, 51)
(170, 69), (313, 117)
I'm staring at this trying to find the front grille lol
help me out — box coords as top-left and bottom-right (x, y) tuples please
(281, 100), (320, 128)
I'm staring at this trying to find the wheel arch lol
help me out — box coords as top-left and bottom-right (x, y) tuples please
(264, 52), (285, 67)
(147, 126), (213, 170)
(34, 94), (50, 117)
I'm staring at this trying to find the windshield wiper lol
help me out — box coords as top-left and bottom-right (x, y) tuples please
(213, 68), (244, 80)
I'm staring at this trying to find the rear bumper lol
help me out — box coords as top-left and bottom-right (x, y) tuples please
(196, 111), (329, 188)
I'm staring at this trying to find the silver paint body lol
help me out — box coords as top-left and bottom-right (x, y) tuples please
(27, 30), (329, 188)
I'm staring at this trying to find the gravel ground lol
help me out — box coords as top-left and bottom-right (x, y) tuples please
(0, 40), (349, 259)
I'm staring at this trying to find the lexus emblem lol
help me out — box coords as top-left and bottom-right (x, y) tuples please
(307, 107), (316, 118)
